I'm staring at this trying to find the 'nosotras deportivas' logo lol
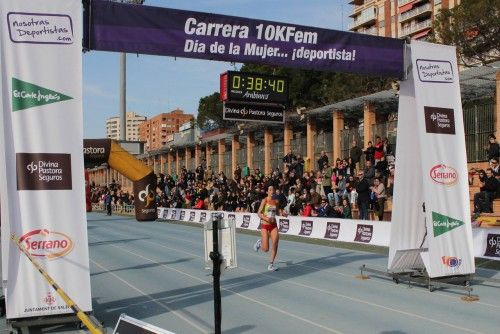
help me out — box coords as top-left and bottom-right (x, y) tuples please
(12, 78), (72, 111)
(16, 153), (72, 190)
(19, 229), (74, 260)
(430, 164), (458, 186)
(432, 212), (464, 237)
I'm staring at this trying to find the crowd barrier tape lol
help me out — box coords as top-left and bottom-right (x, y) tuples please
(157, 207), (391, 247)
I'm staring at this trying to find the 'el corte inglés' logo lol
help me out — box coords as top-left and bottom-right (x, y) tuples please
(430, 164), (458, 186)
(19, 229), (74, 260)
(12, 78), (72, 112)
(432, 212), (464, 237)
(7, 13), (74, 45)
(16, 153), (72, 190)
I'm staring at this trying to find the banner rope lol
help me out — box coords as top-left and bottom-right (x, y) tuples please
(10, 234), (103, 334)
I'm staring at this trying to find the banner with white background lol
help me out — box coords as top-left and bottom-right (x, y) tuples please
(388, 41), (475, 278)
(0, 0), (92, 319)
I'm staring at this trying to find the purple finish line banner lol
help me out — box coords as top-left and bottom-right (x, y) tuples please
(86, 1), (405, 78)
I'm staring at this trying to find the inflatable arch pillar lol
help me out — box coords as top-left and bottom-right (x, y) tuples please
(83, 139), (157, 221)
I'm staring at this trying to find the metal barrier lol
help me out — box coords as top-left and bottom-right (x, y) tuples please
(91, 203), (135, 215)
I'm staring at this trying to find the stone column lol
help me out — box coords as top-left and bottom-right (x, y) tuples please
(284, 123), (293, 170)
(306, 117), (316, 172)
(247, 132), (254, 170)
(206, 143), (212, 169)
(185, 147), (190, 171)
(195, 144), (201, 168)
(218, 139), (225, 174)
(363, 102), (376, 148)
(333, 110), (344, 161)
(175, 150), (180, 176)
(167, 152), (174, 175)
(231, 135), (240, 175)
(264, 128), (273, 175)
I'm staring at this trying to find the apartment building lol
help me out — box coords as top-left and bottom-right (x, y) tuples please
(139, 108), (194, 152)
(349, 0), (460, 40)
(106, 111), (147, 141)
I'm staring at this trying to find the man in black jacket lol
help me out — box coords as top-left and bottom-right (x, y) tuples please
(474, 168), (499, 213)
(350, 140), (363, 169)
(355, 171), (371, 220)
(317, 151), (329, 171)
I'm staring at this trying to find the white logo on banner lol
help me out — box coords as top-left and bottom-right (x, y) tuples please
(7, 13), (74, 44)
(416, 59), (454, 83)
(27, 161), (37, 173)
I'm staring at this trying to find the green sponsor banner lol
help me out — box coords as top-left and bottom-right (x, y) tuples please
(432, 211), (464, 237)
(12, 78), (72, 111)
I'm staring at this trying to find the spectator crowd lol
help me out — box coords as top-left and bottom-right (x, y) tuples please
(89, 133), (500, 220)
(140, 136), (396, 221)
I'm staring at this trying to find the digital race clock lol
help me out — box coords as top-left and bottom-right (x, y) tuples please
(220, 71), (289, 104)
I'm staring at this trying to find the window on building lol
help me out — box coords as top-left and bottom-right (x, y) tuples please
(379, 20), (385, 28)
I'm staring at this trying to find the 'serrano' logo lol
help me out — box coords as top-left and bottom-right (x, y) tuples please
(19, 229), (73, 260)
(430, 164), (458, 186)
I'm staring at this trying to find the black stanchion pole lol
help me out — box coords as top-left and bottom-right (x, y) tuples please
(209, 216), (222, 334)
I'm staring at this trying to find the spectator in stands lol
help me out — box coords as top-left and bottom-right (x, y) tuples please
(473, 168), (499, 214)
(341, 197), (352, 219)
(317, 150), (329, 171)
(363, 160), (375, 185)
(350, 140), (363, 169)
(300, 202), (314, 217)
(315, 197), (335, 217)
(295, 155), (305, 177)
(374, 136), (384, 163)
(386, 165), (395, 197)
(309, 187), (322, 207)
(383, 137), (393, 157)
(355, 171), (370, 220)
(234, 164), (242, 181)
(490, 158), (499, 177)
(485, 134), (499, 162)
(371, 177), (387, 221)
(364, 141), (375, 165)
(283, 149), (296, 170)
(321, 162), (333, 202)
(332, 173), (347, 206)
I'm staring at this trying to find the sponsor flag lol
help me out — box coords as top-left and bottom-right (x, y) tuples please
(389, 41), (474, 277)
(0, 0), (92, 318)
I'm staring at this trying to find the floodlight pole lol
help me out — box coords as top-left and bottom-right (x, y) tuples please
(209, 215), (223, 334)
(119, 52), (126, 140)
(118, 0), (145, 141)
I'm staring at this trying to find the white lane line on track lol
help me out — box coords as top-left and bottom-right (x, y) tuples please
(90, 258), (211, 334)
(89, 233), (484, 334)
(89, 236), (345, 334)
(91, 222), (500, 310)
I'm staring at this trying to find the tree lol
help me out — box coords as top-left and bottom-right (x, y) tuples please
(196, 92), (234, 131)
(429, 0), (500, 66)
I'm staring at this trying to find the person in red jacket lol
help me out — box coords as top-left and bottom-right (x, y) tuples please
(193, 197), (205, 209)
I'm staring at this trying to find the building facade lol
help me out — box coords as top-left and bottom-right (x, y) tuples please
(139, 108), (194, 152)
(349, 0), (460, 40)
(105, 111), (147, 141)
